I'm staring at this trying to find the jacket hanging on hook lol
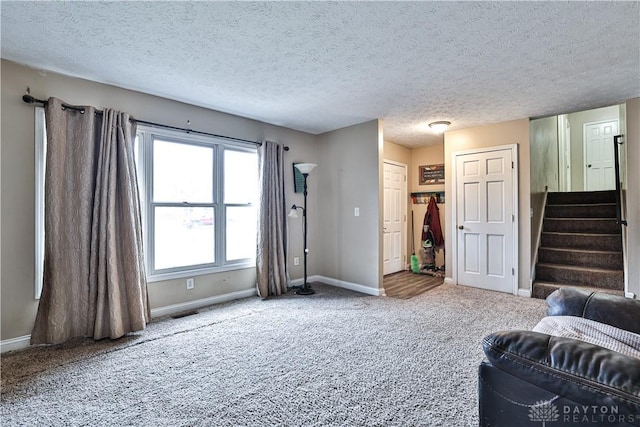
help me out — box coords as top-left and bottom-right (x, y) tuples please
(422, 196), (444, 247)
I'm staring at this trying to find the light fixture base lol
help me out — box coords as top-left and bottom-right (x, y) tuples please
(295, 285), (315, 295)
(428, 121), (451, 134)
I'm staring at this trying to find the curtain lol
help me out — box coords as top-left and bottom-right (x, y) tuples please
(256, 141), (288, 298)
(31, 98), (149, 344)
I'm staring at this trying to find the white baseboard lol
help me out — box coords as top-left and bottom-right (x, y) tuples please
(288, 277), (305, 287)
(517, 289), (532, 298)
(443, 277), (455, 285)
(1, 334), (31, 353)
(625, 292), (636, 299)
(149, 288), (257, 318)
(312, 275), (385, 296)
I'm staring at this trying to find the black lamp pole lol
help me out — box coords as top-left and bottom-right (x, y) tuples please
(296, 172), (315, 295)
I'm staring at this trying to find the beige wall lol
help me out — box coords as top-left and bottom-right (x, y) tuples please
(383, 140), (411, 166)
(568, 105), (619, 191)
(625, 98), (639, 298)
(409, 143), (446, 268)
(316, 120), (382, 291)
(444, 119), (531, 293)
(0, 60), (319, 341)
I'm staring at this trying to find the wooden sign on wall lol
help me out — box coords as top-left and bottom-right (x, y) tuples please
(419, 164), (445, 185)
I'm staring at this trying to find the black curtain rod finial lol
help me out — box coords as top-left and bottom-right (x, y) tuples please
(22, 94), (47, 105)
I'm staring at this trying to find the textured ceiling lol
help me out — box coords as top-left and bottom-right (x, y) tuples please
(2, 2), (639, 147)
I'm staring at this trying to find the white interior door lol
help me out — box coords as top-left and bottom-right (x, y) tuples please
(383, 162), (406, 275)
(455, 147), (516, 293)
(584, 120), (618, 191)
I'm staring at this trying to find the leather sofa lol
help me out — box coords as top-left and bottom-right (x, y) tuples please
(479, 288), (640, 427)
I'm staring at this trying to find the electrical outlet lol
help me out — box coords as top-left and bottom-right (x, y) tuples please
(354, 207), (360, 217)
(186, 278), (195, 290)
(294, 257), (300, 266)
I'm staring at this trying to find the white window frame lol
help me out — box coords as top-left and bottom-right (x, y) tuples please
(222, 146), (259, 265)
(136, 126), (257, 282)
(35, 107), (46, 299)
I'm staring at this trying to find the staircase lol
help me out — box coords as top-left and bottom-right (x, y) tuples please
(532, 190), (624, 299)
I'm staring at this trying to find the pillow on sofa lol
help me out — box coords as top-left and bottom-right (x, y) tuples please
(533, 315), (640, 360)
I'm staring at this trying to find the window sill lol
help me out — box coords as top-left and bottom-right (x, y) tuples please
(147, 262), (256, 283)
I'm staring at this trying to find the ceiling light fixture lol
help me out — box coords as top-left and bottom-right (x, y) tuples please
(428, 121), (451, 134)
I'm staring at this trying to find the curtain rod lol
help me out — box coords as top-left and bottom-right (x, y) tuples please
(22, 95), (289, 151)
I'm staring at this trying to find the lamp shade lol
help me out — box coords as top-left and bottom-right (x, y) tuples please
(288, 205), (299, 218)
(295, 163), (317, 175)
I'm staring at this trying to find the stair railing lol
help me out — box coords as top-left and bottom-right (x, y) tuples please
(613, 135), (627, 226)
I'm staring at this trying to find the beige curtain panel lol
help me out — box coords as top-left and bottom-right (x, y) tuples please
(31, 98), (149, 345)
(256, 141), (288, 298)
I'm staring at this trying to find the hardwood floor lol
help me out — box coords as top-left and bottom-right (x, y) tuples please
(383, 270), (443, 299)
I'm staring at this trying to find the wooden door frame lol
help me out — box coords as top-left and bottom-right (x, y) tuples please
(383, 159), (408, 275)
(450, 144), (519, 295)
(582, 119), (618, 191)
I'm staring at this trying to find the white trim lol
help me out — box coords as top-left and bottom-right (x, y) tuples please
(444, 277), (455, 286)
(451, 143), (519, 295)
(149, 288), (257, 318)
(305, 275), (385, 296)
(625, 292), (635, 299)
(557, 114), (572, 192)
(1, 335), (31, 353)
(517, 289), (532, 298)
(288, 277), (305, 287)
(383, 159), (408, 275)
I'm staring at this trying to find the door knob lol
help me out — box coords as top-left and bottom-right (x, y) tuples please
(458, 225), (464, 230)
(588, 164), (592, 168)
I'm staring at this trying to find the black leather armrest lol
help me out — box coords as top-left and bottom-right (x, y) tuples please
(546, 288), (640, 334)
(483, 331), (640, 413)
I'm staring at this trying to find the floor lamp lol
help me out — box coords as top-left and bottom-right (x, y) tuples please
(289, 163), (317, 295)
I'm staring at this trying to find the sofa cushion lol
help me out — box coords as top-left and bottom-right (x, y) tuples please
(482, 331), (640, 412)
(533, 316), (640, 360)
(546, 288), (640, 334)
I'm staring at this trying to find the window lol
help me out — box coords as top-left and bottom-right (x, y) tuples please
(35, 121), (259, 294)
(136, 127), (258, 280)
(224, 150), (258, 261)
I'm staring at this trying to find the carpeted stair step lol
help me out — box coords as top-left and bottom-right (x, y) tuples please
(547, 190), (616, 205)
(543, 218), (620, 234)
(535, 263), (623, 290)
(544, 203), (616, 219)
(531, 281), (625, 300)
(540, 232), (622, 251)
(538, 247), (623, 270)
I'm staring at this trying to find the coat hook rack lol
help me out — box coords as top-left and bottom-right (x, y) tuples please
(411, 191), (445, 204)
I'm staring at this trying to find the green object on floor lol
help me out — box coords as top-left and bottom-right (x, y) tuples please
(411, 254), (420, 273)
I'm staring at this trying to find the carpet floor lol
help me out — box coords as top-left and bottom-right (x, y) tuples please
(1, 282), (546, 426)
